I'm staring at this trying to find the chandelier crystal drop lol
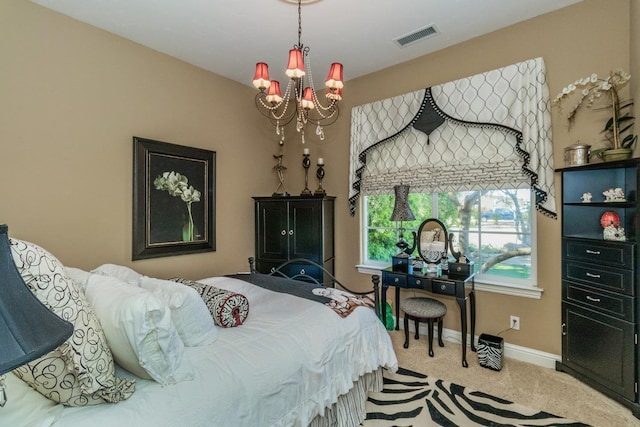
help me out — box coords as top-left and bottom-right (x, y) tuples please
(252, 0), (343, 143)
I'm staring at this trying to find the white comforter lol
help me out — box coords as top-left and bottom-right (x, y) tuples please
(2, 276), (397, 427)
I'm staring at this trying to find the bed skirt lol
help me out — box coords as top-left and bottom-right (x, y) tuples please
(308, 367), (383, 427)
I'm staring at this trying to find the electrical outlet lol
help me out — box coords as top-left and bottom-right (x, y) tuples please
(510, 315), (520, 330)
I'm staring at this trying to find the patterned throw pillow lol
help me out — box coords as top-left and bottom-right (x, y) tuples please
(171, 278), (249, 327)
(9, 238), (136, 406)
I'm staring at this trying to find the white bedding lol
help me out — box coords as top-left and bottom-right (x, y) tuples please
(2, 275), (397, 427)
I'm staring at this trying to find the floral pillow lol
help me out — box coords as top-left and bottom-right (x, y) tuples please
(9, 238), (135, 406)
(171, 278), (249, 328)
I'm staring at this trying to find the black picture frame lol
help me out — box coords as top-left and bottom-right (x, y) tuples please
(133, 137), (215, 260)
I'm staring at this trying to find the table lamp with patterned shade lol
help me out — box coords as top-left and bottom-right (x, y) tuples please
(390, 184), (416, 256)
(0, 224), (74, 407)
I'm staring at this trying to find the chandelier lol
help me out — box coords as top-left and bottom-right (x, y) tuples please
(252, 0), (344, 144)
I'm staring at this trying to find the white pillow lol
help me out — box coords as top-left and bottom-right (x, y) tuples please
(65, 266), (92, 292)
(91, 263), (142, 286)
(83, 273), (194, 385)
(139, 276), (218, 347)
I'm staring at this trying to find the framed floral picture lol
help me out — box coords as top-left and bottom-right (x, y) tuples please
(133, 137), (215, 260)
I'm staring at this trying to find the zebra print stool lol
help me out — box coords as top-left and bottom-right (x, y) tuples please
(400, 296), (447, 357)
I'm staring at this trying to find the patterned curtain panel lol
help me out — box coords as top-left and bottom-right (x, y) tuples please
(348, 57), (556, 218)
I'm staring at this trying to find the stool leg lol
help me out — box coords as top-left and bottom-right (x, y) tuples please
(437, 318), (445, 347)
(403, 315), (410, 348)
(427, 319), (434, 357)
(414, 319), (420, 340)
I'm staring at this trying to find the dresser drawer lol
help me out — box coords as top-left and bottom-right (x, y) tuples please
(564, 239), (634, 269)
(431, 280), (456, 296)
(564, 260), (634, 295)
(407, 275), (428, 289)
(383, 272), (407, 288)
(565, 281), (634, 321)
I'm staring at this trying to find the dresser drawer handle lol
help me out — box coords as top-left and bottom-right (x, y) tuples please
(394, 278), (400, 283)
(585, 272), (601, 279)
(299, 269), (306, 275)
(586, 295), (601, 303)
(440, 284), (446, 291)
(281, 230), (287, 236)
(585, 249), (601, 255)
(415, 280), (421, 285)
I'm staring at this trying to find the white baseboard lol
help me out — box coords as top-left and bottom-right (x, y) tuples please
(403, 319), (561, 369)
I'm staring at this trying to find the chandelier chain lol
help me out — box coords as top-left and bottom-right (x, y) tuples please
(297, 0), (302, 48)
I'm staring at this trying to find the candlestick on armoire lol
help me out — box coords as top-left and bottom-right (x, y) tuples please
(301, 149), (312, 195)
(314, 158), (326, 196)
(272, 140), (289, 197)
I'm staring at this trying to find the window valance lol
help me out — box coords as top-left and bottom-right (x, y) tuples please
(348, 57), (556, 218)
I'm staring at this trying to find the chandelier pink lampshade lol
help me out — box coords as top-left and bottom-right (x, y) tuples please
(301, 87), (315, 110)
(285, 49), (305, 78)
(252, 62), (271, 91)
(265, 80), (283, 104)
(326, 88), (342, 101)
(325, 63), (344, 89)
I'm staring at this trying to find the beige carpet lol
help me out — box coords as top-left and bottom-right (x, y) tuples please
(388, 329), (640, 427)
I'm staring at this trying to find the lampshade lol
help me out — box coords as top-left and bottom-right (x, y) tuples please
(390, 184), (415, 222)
(266, 80), (283, 104)
(0, 224), (73, 376)
(326, 88), (342, 101)
(325, 63), (344, 89)
(252, 62), (271, 91)
(301, 87), (315, 110)
(285, 49), (305, 79)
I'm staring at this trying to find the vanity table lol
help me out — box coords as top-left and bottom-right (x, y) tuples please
(381, 267), (477, 367)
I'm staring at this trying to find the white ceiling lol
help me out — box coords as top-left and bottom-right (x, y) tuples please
(31, 0), (581, 88)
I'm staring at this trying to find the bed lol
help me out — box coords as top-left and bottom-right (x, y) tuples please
(2, 238), (398, 427)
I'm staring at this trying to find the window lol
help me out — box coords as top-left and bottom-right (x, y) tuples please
(362, 189), (537, 293)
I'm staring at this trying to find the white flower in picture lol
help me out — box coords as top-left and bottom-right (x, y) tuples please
(153, 171), (201, 241)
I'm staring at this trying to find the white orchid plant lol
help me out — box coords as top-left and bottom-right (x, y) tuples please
(153, 171), (201, 241)
(553, 69), (636, 153)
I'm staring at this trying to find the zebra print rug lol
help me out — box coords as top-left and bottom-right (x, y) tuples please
(362, 367), (590, 426)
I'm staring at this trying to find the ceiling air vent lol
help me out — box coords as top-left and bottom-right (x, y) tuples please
(394, 24), (439, 48)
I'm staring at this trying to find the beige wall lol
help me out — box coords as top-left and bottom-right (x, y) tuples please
(1, 0), (636, 356)
(0, 0), (276, 279)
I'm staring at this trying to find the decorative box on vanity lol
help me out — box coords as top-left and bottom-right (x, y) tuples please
(391, 255), (413, 274)
(448, 261), (475, 279)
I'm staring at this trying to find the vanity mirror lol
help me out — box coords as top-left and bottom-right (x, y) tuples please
(417, 218), (448, 265)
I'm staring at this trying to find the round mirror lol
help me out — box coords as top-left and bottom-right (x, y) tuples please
(417, 218), (448, 264)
